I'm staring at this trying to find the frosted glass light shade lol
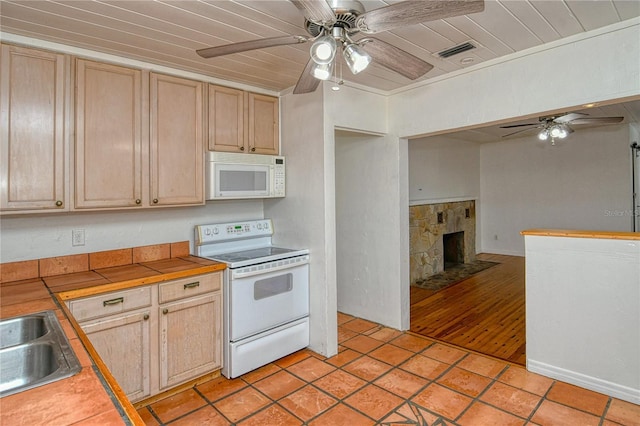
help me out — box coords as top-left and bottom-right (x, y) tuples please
(310, 35), (336, 65)
(310, 62), (333, 80)
(343, 43), (371, 74)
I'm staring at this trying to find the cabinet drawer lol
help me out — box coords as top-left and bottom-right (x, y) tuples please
(69, 286), (152, 322)
(158, 272), (221, 304)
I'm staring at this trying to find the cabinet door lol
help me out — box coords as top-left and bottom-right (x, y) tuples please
(75, 59), (143, 209)
(150, 73), (204, 206)
(159, 292), (221, 389)
(81, 310), (151, 402)
(0, 44), (68, 213)
(208, 84), (245, 153)
(247, 93), (279, 155)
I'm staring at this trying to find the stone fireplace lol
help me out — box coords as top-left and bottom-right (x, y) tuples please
(409, 200), (476, 284)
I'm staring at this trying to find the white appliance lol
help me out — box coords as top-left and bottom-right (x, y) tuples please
(194, 219), (309, 378)
(205, 151), (285, 200)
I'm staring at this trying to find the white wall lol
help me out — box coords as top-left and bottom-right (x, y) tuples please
(480, 124), (632, 255)
(524, 234), (640, 404)
(335, 131), (408, 329)
(0, 202), (263, 262)
(264, 87), (339, 357)
(389, 20), (640, 138)
(408, 137), (480, 203)
(407, 137), (482, 252)
(327, 85), (410, 330)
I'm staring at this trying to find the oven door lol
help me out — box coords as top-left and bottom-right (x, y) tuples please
(229, 262), (309, 341)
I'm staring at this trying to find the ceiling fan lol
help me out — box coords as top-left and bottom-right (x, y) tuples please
(500, 112), (624, 144)
(196, 0), (485, 94)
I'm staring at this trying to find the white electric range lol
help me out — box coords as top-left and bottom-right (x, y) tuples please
(194, 219), (309, 378)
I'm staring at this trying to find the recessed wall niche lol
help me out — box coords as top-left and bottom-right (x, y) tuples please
(409, 200), (476, 283)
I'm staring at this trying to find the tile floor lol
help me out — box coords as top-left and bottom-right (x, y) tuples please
(137, 313), (640, 425)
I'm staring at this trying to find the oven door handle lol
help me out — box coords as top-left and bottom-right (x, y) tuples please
(231, 257), (309, 279)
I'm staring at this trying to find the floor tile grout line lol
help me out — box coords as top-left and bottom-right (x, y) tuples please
(144, 405), (165, 426)
(244, 337), (441, 424)
(600, 397), (614, 425)
(140, 314), (637, 425)
(189, 385), (240, 425)
(336, 327), (547, 425)
(154, 390), (210, 425)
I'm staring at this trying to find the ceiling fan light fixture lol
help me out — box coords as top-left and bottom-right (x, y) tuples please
(538, 129), (549, 141)
(310, 35), (336, 65)
(343, 43), (371, 74)
(310, 62), (333, 80)
(549, 124), (569, 139)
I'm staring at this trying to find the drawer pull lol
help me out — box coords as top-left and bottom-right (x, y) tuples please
(162, 308), (168, 315)
(103, 297), (124, 307)
(183, 281), (200, 290)
(143, 314), (149, 320)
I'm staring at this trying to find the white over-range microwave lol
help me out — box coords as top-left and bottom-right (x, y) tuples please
(205, 151), (285, 200)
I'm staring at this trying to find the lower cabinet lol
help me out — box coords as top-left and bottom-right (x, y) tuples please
(81, 310), (151, 401)
(68, 271), (222, 402)
(160, 293), (221, 389)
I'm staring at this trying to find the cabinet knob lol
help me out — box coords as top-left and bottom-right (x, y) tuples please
(55, 200), (63, 207)
(162, 308), (168, 315)
(251, 147), (256, 152)
(143, 314), (149, 320)
(135, 199), (141, 205)
(239, 146), (245, 151)
(153, 198), (158, 204)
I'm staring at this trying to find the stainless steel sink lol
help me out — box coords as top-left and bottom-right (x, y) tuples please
(0, 315), (48, 349)
(0, 311), (81, 397)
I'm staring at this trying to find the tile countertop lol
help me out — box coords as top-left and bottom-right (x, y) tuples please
(0, 255), (226, 426)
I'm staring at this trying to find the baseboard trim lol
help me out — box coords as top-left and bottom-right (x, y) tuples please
(527, 359), (640, 405)
(477, 248), (524, 257)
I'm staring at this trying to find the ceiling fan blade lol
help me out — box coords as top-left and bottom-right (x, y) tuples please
(356, 0), (484, 34)
(553, 112), (588, 123)
(499, 123), (540, 129)
(502, 126), (541, 138)
(293, 59), (321, 94)
(290, 0), (336, 25)
(360, 38), (433, 80)
(197, 35), (308, 58)
(566, 116), (624, 125)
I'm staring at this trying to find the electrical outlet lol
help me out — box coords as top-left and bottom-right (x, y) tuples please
(72, 229), (85, 246)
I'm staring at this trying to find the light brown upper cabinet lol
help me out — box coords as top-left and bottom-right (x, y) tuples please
(74, 59), (144, 209)
(75, 60), (205, 210)
(0, 44), (69, 214)
(247, 93), (279, 155)
(150, 73), (204, 206)
(208, 85), (279, 155)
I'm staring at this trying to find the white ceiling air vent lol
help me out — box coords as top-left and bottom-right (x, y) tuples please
(437, 41), (477, 58)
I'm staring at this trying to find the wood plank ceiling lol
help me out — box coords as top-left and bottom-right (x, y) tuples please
(1, 0), (639, 94)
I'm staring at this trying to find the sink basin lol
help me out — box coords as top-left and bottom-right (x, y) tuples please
(0, 315), (48, 349)
(0, 311), (81, 397)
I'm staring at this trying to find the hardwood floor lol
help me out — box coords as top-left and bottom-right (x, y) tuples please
(410, 253), (526, 365)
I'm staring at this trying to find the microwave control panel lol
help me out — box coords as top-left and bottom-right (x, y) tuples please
(273, 158), (285, 197)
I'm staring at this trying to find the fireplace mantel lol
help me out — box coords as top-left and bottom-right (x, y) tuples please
(409, 196), (477, 207)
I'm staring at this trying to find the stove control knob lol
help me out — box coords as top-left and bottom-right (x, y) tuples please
(263, 222), (270, 230)
(256, 223), (262, 230)
(212, 227), (219, 235)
